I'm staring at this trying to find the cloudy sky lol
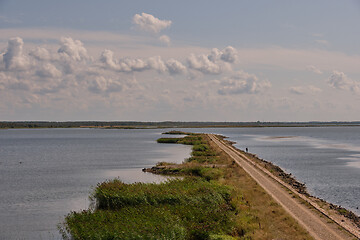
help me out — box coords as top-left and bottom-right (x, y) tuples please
(0, 0), (360, 121)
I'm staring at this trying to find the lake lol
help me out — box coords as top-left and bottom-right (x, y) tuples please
(0, 128), (191, 239)
(1, 127), (359, 239)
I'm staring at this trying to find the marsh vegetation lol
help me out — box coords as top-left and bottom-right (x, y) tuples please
(60, 132), (313, 239)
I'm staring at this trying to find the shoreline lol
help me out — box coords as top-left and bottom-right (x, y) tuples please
(2, 121), (360, 129)
(212, 134), (360, 238)
(62, 131), (359, 239)
(144, 132), (360, 238)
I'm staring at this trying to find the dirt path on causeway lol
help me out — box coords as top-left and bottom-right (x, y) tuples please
(208, 134), (359, 240)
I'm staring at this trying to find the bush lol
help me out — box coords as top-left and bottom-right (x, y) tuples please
(62, 178), (236, 240)
(157, 138), (181, 143)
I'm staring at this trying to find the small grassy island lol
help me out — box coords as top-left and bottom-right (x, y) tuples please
(60, 132), (313, 240)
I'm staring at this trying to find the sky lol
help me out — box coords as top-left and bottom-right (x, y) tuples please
(0, 0), (360, 121)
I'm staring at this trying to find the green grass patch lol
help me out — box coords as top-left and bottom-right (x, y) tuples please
(61, 133), (263, 239)
(94, 178), (231, 210)
(158, 134), (217, 163)
(62, 207), (186, 240)
(163, 130), (190, 135)
(61, 178), (240, 240)
(180, 167), (224, 181)
(157, 137), (182, 143)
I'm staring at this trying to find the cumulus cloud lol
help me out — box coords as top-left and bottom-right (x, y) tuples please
(133, 13), (172, 33)
(328, 71), (360, 93)
(306, 65), (322, 74)
(0, 36), (244, 118)
(2, 37), (29, 70)
(218, 71), (271, 95)
(220, 46), (238, 63)
(119, 58), (148, 72)
(99, 50), (152, 72)
(147, 56), (167, 73)
(88, 76), (123, 94)
(0, 37), (92, 98)
(187, 46), (238, 74)
(100, 49), (118, 70)
(58, 37), (88, 61)
(187, 53), (222, 74)
(289, 85), (322, 95)
(99, 50), (186, 75)
(35, 63), (62, 79)
(165, 58), (187, 75)
(328, 71), (350, 90)
(29, 47), (51, 61)
(159, 35), (171, 45)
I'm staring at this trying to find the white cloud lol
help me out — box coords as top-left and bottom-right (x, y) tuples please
(328, 71), (360, 94)
(99, 50), (186, 75)
(100, 49), (118, 70)
(119, 58), (149, 72)
(220, 46), (238, 63)
(218, 70), (271, 95)
(2, 37), (29, 70)
(133, 13), (172, 34)
(147, 56), (167, 73)
(88, 76), (123, 94)
(29, 47), (51, 61)
(306, 65), (322, 74)
(58, 37), (88, 61)
(99, 51), (149, 73)
(187, 53), (222, 74)
(35, 63), (62, 79)
(186, 46), (237, 75)
(289, 85), (322, 95)
(165, 58), (187, 75)
(207, 48), (221, 62)
(328, 71), (350, 90)
(159, 35), (171, 45)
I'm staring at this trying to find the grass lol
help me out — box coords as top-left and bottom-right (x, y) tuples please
(205, 135), (313, 239)
(162, 130), (190, 135)
(61, 133), (314, 240)
(61, 178), (240, 240)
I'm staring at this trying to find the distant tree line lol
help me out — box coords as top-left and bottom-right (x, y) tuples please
(1, 121), (360, 129)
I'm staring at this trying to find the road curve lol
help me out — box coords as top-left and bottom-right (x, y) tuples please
(208, 134), (357, 240)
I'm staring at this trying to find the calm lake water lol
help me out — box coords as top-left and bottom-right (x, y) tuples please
(0, 129), (191, 240)
(1, 127), (359, 239)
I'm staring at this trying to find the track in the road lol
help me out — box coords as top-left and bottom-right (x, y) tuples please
(208, 134), (357, 240)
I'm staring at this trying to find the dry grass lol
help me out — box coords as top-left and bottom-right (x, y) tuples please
(205, 134), (314, 239)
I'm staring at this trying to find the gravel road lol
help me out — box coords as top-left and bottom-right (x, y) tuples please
(208, 134), (358, 240)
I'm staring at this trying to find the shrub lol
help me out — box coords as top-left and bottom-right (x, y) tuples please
(63, 178), (236, 240)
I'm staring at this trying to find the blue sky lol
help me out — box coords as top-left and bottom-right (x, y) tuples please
(0, 1), (360, 121)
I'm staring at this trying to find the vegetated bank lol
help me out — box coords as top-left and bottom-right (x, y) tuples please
(60, 132), (313, 240)
(2, 121), (360, 129)
(232, 138), (360, 230)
